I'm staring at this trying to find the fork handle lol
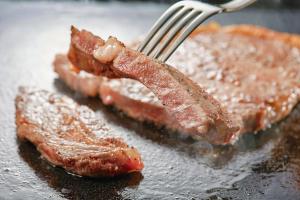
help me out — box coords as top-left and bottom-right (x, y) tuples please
(220, 0), (257, 12)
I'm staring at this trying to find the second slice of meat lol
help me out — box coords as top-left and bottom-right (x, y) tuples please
(68, 26), (240, 145)
(16, 87), (143, 177)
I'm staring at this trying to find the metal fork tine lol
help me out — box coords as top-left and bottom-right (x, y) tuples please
(138, 0), (256, 62)
(138, 2), (185, 53)
(143, 7), (193, 56)
(151, 9), (200, 59)
(158, 11), (218, 62)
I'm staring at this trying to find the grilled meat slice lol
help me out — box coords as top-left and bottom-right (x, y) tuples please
(15, 87), (143, 177)
(55, 24), (300, 144)
(67, 26), (240, 145)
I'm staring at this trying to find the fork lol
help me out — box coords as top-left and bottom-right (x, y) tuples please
(138, 0), (256, 62)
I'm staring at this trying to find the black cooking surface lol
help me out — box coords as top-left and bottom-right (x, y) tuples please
(1, 1), (300, 199)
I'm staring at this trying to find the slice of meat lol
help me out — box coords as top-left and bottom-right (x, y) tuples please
(15, 87), (143, 177)
(68, 26), (240, 145)
(53, 24), (221, 133)
(55, 24), (300, 144)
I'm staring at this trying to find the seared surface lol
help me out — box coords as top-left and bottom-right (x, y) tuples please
(15, 87), (143, 177)
(68, 26), (240, 144)
(57, 24), (300, 140)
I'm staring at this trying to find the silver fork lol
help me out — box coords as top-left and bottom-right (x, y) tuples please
(138, 0), (256, 62)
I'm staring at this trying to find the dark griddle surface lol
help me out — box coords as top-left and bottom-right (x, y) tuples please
(1, 1), (300, 199)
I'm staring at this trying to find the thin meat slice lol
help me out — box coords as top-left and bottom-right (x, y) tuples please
(68, 26), (240, 144)
(15, 87), (143, 177)
(55, 24), (300, 141)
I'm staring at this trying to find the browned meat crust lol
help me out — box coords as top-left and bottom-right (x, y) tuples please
(67, 26), (240, 145)
(15, 87), (143, 177)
